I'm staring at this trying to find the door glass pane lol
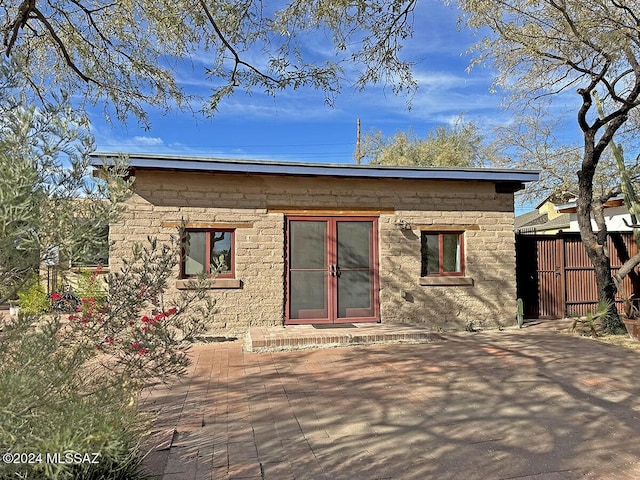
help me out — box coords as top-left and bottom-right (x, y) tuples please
(442, 234), (461, 273)
(290, 221), (326, 269)
(337, 222), (371, 268)
(185, 231), (206, 276)
(290, 271), (328, 319)
(337, 221), (374, 319)
(337, 270), (373, 318)
(210, 231), (232, 273)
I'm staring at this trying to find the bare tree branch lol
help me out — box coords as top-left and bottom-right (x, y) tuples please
(4, 0), (35, 55)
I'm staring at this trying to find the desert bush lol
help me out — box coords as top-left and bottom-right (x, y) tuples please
(0, 62), (202, 479)
(0, 314), (147, 479)
(74, 267), (108, 304)
(0, 236), (214, 479)
(16, 275), (50, 314)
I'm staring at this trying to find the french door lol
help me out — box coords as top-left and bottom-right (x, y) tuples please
(285, 216), (379, 324)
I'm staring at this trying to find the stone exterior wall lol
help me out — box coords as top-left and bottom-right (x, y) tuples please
(109, 170), (517, 335)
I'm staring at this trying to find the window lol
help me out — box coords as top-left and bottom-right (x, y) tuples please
(181, 229), (234, 278)
(421, 232), (464, 276)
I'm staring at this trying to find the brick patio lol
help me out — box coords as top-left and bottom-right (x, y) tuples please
(141, 323), (640, 479)
(245, 323), (447, 352)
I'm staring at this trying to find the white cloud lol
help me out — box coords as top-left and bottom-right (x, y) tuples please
(132, 136), (164, 146)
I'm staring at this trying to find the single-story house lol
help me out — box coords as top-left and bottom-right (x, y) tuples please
(91, 154), (538, 336)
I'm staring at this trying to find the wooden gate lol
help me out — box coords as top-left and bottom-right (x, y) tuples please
(515, 232), (640, 319)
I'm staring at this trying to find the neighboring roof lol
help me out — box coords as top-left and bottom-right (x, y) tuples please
(556, 194), (625, 213)
(90, 153), (539, 184)
(515, 210), (570, 233)
(542, 213), (571, 231)
(515, 210), (546, 230)
(534, 192), (574, 210)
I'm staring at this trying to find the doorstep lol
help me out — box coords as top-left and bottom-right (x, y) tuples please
(245, 322), (445, 352)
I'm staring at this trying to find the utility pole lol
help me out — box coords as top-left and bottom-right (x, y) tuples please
(356, 118), (362, 165)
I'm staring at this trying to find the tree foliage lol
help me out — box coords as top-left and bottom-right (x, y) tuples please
(0, 238), (215, 479)
(456, 0), (640, 330)
(491, 102), (640, 205)
(2, 0), (419, 125)
(0, 60), (216, 477)
(361, 118), (491, 167)
(0, 59), (130, 304)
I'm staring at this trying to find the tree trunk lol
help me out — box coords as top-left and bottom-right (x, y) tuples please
(576, 141), (624, 332)
(576, 206), (619, 316)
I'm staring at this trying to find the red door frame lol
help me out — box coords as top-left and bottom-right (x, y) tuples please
(285, 216), (380, 325)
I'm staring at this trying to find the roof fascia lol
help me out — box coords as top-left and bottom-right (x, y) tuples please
(89, 153), (539, 184)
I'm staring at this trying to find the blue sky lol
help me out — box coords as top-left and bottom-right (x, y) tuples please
(85, 1), (548, 213)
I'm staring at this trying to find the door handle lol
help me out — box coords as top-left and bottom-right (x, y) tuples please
(329, 264), (341, 277)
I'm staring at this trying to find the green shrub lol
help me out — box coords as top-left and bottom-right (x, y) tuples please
(74, 266), (108, 314)
(74, 267), (107, 303)
(0, 314), (150, 480)
(0, 237), (215, 479)
(16, 276), (49, 314)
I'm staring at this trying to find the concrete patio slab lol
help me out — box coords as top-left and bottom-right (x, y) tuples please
(141, 323), (640, 479)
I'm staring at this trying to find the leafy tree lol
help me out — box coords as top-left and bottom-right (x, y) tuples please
(491, 102), (634, 204)
(2, 0), (419, 125)
(0, 60), (216, 478)
(0, 59), (129, 304)
(456, 0), (640, 331)
(360, 118), (491, 167)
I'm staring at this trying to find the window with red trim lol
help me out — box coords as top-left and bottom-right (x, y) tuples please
(181, 229), (235, 278)
(421, 232), (464, 276)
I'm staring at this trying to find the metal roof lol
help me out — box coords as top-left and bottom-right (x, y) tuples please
(90, 153), (539, 183)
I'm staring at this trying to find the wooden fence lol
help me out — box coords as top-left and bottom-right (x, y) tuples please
(515, 232), (640, 319)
